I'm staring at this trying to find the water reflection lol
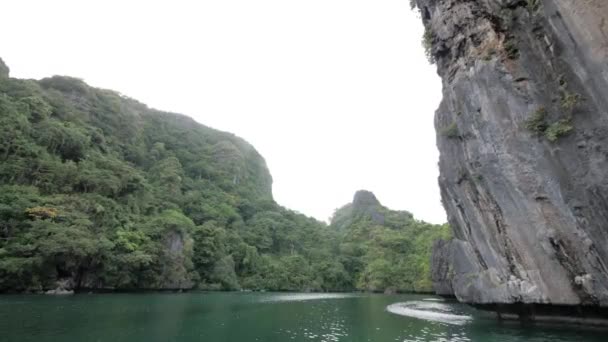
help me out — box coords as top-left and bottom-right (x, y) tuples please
(1, 293), (606, 342)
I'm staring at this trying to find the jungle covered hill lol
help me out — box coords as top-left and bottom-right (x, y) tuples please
(0, 58), (449, 293)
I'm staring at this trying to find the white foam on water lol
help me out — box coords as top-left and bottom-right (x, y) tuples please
(260, 293), (357, 303)
(422, 298), (444, 302)
(386, 301), (473, 326)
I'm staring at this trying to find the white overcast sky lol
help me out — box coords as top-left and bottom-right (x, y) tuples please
(1, 0), (445, 223)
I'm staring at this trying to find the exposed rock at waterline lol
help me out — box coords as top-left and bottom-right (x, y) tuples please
(430, 239), (454, 297)
(415, 0), (608, 308)
(45, 279), (75, 295)
(156, 230), (195, 290)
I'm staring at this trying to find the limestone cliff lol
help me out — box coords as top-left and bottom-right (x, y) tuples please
(331, 190), (390, 230)
(430, 239), (455, 297)
(415, 0), (608, 308)
(0, 58), (9, 78)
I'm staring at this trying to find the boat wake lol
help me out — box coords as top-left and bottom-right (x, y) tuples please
(386, 301), (473, 325)
(259, 293), (357, 303)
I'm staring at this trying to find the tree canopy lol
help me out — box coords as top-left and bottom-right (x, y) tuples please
(0, 63), (449, 293)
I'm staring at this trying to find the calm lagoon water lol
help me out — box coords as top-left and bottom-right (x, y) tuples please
(0, 292), (605, 342)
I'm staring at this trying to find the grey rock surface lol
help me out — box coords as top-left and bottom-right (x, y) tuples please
(430, 239), (455, 296)
(0, 57), (8, 78)
(45, 279), (75, 295)
(353, 190), (380, 209)
(158, 230), (195, 290)
(353, 190), (385, 224)
(415, 0), (608, 307)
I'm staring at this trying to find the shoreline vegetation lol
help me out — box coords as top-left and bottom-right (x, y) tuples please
(9, 288), (440, 296)
(0, 59), (450, 296)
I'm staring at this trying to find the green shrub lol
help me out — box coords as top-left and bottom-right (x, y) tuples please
(527, 0), (541, 12)
(441, 122), (459, 139)
(545, 119), (573, 142)
(18, 96), (52, 122)
(561, 92), (581, 110)
(504, 39), (519, 59)
(524, 107), (548, 133)
(524, 107), (573, 142)
(422, 27), (435, 64)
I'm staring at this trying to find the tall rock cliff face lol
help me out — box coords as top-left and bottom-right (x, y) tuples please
(0, 58), (9, 78)
(430, 239), (455, 297)
(416, 0), (608, 307)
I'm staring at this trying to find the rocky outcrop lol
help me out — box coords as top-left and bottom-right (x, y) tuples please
(415, 0), (608, 308)
(156, 230), (195, 290)
(353, 190), (380, 209)
(352, 190), (385, 224)
(332, 190), (389, 229)
(430, 239), (455, 297)
(0, 58), (9, 78)
(45, 279), (75, 295)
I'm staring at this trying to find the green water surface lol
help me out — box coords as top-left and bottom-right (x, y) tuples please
(0, 292), (605, 341)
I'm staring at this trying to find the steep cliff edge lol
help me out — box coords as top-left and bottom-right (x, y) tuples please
(415, 0), (608, 310)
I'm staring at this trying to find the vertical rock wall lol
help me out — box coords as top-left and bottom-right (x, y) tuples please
(430, 239), (455, 296)
(417, 0), (608, 307)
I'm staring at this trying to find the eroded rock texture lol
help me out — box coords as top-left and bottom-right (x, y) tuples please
(430, 239), (455, 296)
(0, 58), (9, 78)
(416, 0), (608, 306)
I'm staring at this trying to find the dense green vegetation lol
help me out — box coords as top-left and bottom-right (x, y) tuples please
(0, 58), (449, 293)
(330, 191), (450, 293)
(524, 106), (574, 142)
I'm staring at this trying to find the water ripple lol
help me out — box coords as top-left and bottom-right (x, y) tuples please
(258, 293), (357, 303)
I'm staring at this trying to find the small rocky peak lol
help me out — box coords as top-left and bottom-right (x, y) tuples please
(0, 58), (9, 78)
(353, 190), (380, 209)
(352, 190), (384, 224)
